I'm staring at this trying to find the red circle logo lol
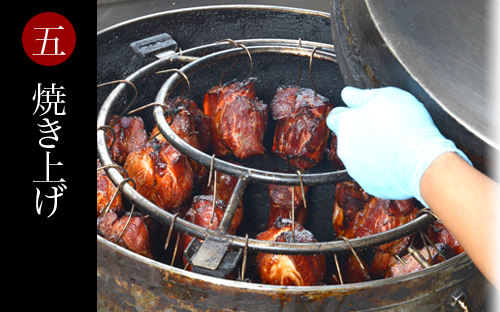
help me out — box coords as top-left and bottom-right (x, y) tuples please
(22, 12), (76, 66)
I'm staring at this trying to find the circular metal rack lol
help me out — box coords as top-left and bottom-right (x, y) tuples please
(97, 38), (435, 259)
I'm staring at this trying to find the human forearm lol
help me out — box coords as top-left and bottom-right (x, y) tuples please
(421, 152), (497, 287)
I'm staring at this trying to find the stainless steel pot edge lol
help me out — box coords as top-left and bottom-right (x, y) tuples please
(97, 5), (331, 37)
(97, 234), (475, 294)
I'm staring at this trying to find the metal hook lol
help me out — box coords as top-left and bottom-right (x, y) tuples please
(127, 101), (169, 115)
(241, 233), (249, 281)
(416, 208), (439, 220)
(207, 154), (216, 187)
(99, 178), (137, 219)
(296, 170), (307, 209)
(97, 164), (129, 179)
(218, 39), (254, 85)
(97, 80), (138, 124)
(210, 170), (218, 225)
(395, 254), (407, 266)
(337, 236), (365, 271)
(116, 204), (135, 244)
(420, 229), (447, 261)
(296, 38), (302, 85)
(155, 68), (192, 102)
(309, 47), (320, 97)
(171, 230), (181, 267)
(334, 253), (343, 285)
(165, 213), (180, 250)
(407, 245), (431, 269)
(163, 213), (181, 267)
(419, 230), (434, 265)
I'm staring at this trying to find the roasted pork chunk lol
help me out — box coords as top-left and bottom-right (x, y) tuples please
(124, 138), (194, 211)
(106, 115), (148, 165)
(267, 183), (309, 229)
(203, 79), (268, 159)
(97, 210), (153, 259)
(256, 217), (325, 286)
(270, 86), (332, 169)
(97, 159), (124, 218)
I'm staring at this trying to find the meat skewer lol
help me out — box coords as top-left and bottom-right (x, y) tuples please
(270, 86), (333, 170)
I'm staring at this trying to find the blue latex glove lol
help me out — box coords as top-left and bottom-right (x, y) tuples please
(327, 86), (471, 207)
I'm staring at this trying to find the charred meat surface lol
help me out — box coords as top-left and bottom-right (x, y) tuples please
(106, 115), (148, 165)
(203, 79), (268, 159)
(97, 210), (153, 259)
(97, 159), (124, 218)
(256, 217), (326, 286)
(332, 181), (370, 237)
(332, 181), (419, 278)
(124, 138), (194, 211)
(271, 86), (333, 169)
(151, 97), (211, 183)
(424, 220), (464, 255)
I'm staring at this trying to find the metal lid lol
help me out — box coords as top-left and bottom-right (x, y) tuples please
(330, 0), (497, 158)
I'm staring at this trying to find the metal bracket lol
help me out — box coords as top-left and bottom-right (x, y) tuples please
(184, 237), (243, 278)
(130, 33), (178, 59)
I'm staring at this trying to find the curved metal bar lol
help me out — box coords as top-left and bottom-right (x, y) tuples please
(97, 40), (435, 255)
(153, 45), (349, 186)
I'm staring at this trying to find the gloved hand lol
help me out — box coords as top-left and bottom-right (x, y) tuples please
(327, 86), (471, 207)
